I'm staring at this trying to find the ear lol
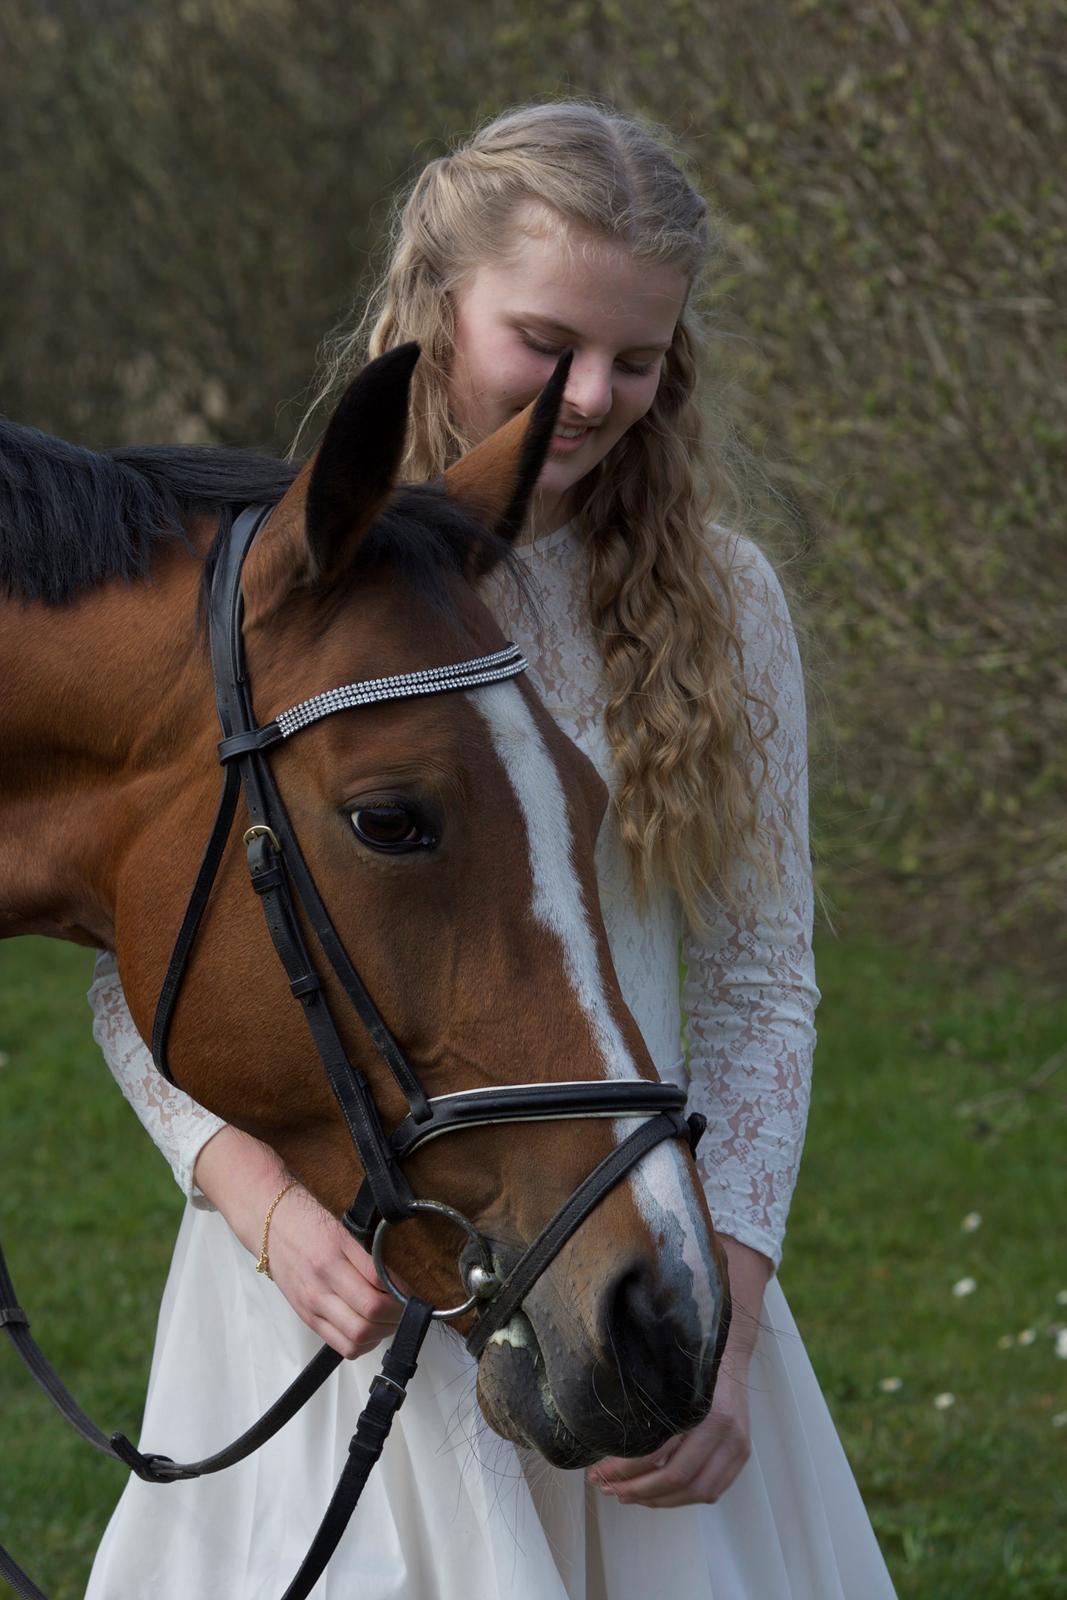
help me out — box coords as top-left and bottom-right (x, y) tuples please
(444, 350), (571, 572)
(242, 343), (420, 622)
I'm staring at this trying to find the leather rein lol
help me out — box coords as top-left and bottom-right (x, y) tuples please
(0, 505), (707, 1599)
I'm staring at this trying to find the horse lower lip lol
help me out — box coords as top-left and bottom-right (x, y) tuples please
(478, 1317), (593, 1466)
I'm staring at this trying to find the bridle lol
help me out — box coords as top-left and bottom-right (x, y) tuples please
(0, 504), (714, 1600)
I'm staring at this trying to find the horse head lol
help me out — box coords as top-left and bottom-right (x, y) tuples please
(0, 347), (728, 1466)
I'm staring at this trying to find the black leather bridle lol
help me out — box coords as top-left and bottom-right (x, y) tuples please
(0, 504), (711, 1600)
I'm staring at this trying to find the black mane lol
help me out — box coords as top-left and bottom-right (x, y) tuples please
(0, 420), (296, 604)
(0, 419), (525, 611)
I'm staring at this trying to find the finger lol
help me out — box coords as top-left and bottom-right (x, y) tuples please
(591, 1437), (682, 1487)
(333, 1283), (404, 1330)
(297, 1266), (397, 1330)
(307, 1315), (379, 1361)
(602, 1462), (693, 1503)
(698, 1444), (748, 1500)
(341, 1234), (417, 1304)
(622, 1464), (741, 1508)
(356, 1267), (412, 1318)
(327, 1255), (405, 1322)
(616, 1441), (749, 1508)
(340, 1234), (384, 1283)
(310, 1294), (396, 1359)
(600, 1430), (708, 1500)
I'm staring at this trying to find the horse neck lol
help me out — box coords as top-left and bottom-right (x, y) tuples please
(0, 538), (213, 948)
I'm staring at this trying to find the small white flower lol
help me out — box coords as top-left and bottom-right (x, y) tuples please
(1057, 1290), (1067, 1307)
(961, 1212), (982, 1232)
(1055, 1329), (1067, 1360)
(1017, 1328), (1037, 1346)
(0, 1050), (9, 1068)
(933, 1392), (955, 1410)
(1052, 1411), (1067, 1429)
(878, 1376), (903, 1393)
(997, 1334), (1015, 1349)
(952, 1277), (977, 1298)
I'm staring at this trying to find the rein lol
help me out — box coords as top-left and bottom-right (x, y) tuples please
(0, 505), (708, 1599)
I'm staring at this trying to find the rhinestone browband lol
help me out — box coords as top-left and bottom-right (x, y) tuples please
(275, 643), (527, 739)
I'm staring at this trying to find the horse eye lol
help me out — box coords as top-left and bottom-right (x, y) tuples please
(350, 804), (436, 854)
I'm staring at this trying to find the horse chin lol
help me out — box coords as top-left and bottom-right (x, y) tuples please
(474, 1307), (715, 1468)
(475, 1312), (597, 1469)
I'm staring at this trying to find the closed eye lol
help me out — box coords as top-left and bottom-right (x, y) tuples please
(518, 333), (655, 377)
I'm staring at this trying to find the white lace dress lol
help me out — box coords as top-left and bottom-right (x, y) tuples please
(84, 525), (896, 1600)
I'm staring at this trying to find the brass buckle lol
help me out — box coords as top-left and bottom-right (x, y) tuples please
(243, 825), (281, 851)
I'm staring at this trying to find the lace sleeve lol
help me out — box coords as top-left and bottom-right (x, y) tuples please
(682, 537), (820, 1271)
(87, 951), (225, 1208)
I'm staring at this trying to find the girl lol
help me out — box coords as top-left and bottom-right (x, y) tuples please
(86, 101), (896, 1598)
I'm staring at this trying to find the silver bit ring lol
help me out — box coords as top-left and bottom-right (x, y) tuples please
(371, 1200), (495, 1321)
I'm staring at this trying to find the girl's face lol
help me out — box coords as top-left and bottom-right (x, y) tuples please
(448, 206), (688, 539)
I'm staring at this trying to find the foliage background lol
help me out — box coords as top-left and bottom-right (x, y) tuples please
(2, 0), (1063, 980)
(1, 1), (1064, 1595)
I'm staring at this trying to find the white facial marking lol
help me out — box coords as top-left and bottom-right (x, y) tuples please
(474, 682), (720, 1352)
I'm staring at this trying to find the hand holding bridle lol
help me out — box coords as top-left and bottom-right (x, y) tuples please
(263, 1184), (404, 1359)
(193, 1124), (405, 1361)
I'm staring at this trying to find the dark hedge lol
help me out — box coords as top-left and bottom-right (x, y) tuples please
(2, 0), (1062, 982)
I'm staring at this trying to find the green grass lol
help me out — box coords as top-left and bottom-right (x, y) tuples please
(1, 934), (1065, 1598)
(787, 940), (1067, 1599)
(0, 941), (180, 1594)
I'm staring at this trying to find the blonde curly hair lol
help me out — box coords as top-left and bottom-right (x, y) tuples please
(303, 99), (777, 928)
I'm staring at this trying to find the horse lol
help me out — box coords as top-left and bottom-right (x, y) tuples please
(0, 345), (728, 1484)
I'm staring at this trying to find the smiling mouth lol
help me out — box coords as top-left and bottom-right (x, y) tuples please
(548, 425), (592, 453)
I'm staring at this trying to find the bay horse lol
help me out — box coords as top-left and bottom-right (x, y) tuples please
(0, 346), (727, 1486)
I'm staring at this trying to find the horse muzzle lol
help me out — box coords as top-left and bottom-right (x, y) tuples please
(472, 1237), (731, 1467)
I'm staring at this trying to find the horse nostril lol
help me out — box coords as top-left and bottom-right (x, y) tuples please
(600, 1255), (723, 1400)
(601, 1259), (661, 1365)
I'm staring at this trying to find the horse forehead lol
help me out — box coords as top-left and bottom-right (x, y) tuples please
(255, 566), (474, 681)
(481, 678), (609, 819)
(253, 607), (499, 754)
(298, 682), (503, 786)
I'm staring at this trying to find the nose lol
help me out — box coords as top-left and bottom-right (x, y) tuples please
(563, 355), (613, 423)
(600, 1254), (725, 1397)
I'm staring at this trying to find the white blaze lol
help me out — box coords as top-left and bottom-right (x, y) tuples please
(474, 682), (720, 1350)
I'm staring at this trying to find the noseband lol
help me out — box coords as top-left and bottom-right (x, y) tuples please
(0, 505), (710, 1600)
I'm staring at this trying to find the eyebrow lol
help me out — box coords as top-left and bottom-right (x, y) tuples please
(516, 313), (672, 355)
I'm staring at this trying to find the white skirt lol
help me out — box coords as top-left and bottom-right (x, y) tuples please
(86, 1205), (896, 1600)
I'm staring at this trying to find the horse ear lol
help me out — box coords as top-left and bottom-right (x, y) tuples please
(444, 350), (571, 572)
(242, 343), (420, 620)
(304, 342), (421, 583)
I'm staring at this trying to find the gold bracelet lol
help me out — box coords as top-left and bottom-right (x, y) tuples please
(256, 1179), (299, 1280)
